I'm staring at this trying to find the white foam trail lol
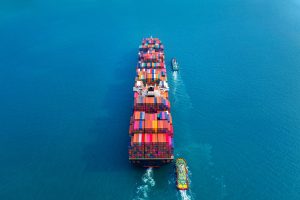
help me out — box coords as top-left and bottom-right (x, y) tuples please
(134, 168), (155, 200)
(173, 71), (178, 82)
(171, 71), (193, 109)
(180, 190), (192, 200)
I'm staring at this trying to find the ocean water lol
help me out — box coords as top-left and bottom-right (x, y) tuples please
(0, 0), (300, 199)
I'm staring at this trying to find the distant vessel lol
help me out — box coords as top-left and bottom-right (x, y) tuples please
(171, 58), (179, 71)
(176, 158), (189, 190)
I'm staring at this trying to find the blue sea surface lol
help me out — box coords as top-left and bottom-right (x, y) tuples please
(0, 0), (300, 199)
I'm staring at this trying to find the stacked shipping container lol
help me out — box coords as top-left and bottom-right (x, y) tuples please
(129, 38), (174, 167)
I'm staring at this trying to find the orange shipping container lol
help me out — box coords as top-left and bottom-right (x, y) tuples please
(152, 120), (157, 130)
(157, 134), (166, 142)
(132, 134), (138, 143)
(152, 134), (158, 142)
(157, 120), (164, 129)
(134, 111), (140, 120)
(145, 120), (152, 129)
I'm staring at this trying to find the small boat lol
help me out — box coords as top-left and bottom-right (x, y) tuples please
(176, 158), (189, 190)
(171, 58), (179, 71)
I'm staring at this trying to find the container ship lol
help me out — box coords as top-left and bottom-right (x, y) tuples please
(128, 37), (174, 167)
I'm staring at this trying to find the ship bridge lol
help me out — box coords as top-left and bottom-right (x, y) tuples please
(133, 81), (169, 97)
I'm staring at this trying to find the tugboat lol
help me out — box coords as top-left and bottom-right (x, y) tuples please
(176, 158), (189, 190)
(171, 58), (179, 71)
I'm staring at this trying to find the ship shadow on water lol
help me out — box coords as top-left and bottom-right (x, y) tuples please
(82, 50), (137, 172)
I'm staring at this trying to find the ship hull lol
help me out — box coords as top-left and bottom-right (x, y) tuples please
(130, 158), (173, 167)
(128, 37), (174, 167)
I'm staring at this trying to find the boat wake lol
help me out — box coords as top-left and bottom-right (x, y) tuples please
(170, 71), (193, 110)
(179, 190), (192, 200)
(134, 168), (155, 200)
